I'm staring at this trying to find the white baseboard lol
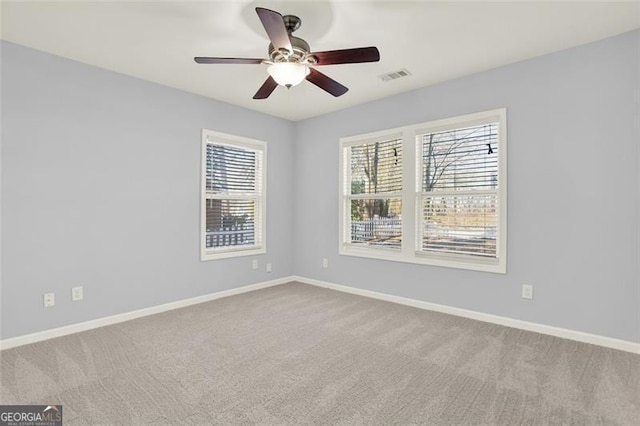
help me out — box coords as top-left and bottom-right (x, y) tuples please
(3, 275), (639, 355)
(0, 276), (292, 351)
(292, 276), (640, 355)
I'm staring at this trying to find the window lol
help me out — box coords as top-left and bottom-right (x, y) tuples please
(201, 130), (266, 260)
(344, 136), (403, 249)
(339, 109), (506, 273)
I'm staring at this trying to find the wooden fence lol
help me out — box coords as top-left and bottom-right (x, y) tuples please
(206, 224), (255, 248)
(351, 218), (401, 247)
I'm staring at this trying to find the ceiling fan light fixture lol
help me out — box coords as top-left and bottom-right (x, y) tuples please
(267, 62), (310, 87)
(195, 7), (380, 99)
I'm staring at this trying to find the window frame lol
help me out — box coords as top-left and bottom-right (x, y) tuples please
(338, 109), (507, 274)
(201, 129), (267, 261)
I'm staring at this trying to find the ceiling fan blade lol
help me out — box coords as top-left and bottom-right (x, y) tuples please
(253, 76), (278, 99)
(256, 7), (293, 55)
(310, 47), (380, 65)
(306, 68), (348, 97)
(194, 57), (264, 64)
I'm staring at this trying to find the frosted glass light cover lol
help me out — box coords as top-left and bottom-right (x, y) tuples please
(267, 63), (310, 87)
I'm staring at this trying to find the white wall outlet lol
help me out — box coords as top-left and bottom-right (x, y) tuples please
(522, 284), (533, 300)
(266, 263), (272, 273)
(72, 286), (83, 301)
(322, 258), (329, 268)
(43, 293), (55, 307)
(252, 259), (259, 270)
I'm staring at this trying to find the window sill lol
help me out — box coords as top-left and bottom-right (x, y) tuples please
(201, 246), (265, 261)
(339, 245), (506, 274)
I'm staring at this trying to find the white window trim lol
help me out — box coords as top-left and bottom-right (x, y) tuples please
(339, 108), (507, 274)
(201, 129), (267, 261)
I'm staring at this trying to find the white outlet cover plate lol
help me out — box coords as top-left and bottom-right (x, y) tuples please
(72, 286), (83, 301)
(43, 293), (55, 307)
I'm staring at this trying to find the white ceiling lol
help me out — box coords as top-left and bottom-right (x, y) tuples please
(2, 1), (639, 121)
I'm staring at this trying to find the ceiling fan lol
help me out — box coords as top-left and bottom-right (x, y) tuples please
(194, 7), (380, 99)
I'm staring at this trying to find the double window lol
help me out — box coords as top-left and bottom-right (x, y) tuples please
(339, 109), (507, 273)
(201, 130), (266, 260)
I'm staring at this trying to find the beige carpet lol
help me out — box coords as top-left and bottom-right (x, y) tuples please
(1, 282), (639, 425)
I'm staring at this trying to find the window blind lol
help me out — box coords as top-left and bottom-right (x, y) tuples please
(350, 139), (403, 195)
(205, 141), (263, 250)
(419, 123), (499, 258)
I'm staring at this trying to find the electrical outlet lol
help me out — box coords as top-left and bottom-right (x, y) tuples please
(266, 263), (272, 273)
(522, 284), (533, 300)
(72, 286), (83, 301)
(43, 293), (55, 307)
(322, 258), (329, 268)
(252, 259), (259, 270)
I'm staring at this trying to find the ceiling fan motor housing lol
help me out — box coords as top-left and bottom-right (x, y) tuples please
(269, 36), (311, 63)
(268, 15), (316, 64)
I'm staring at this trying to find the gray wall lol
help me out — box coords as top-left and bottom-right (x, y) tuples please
(1, 42), (295, 339)
(2, 30), (639, 344)
(292, 30), (640, 343)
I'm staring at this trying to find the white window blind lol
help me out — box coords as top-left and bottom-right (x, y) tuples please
(201, 130), (266, 260)
(344, 137), (403, 249)
(418, 123), (499, 258)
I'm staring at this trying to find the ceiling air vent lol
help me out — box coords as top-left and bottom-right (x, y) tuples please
(378, 68), (412, 82)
